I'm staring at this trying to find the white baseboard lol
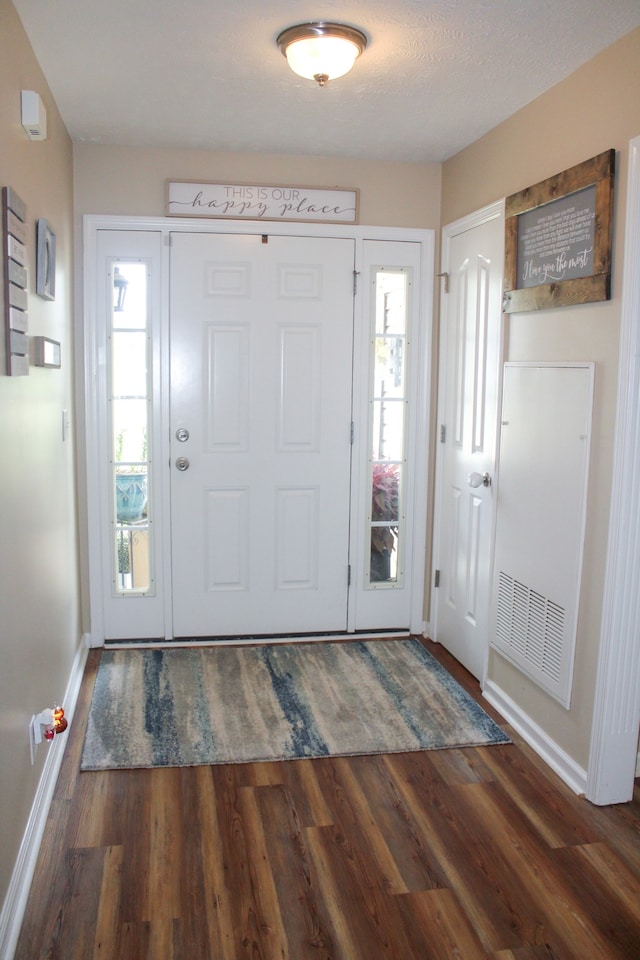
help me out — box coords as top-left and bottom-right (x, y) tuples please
(84, 630), (102, 649)
(0, 639), (89, 960)
(483, 679), (588, 797)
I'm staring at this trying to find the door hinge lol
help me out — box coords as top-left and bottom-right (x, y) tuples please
(437, 271), (449, 293)
(434, 569), (440, 588)
(348, 564), (352, 587)
(350, 421), (355, 445)
(440, 424), (446, 443)
(353, 270), (360, 295)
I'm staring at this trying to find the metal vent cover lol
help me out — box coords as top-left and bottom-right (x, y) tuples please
(495, 571), (565, 690)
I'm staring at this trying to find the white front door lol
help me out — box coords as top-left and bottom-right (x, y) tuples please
(169, 232), (355, 637)
(432, 202), (504, 679)
(86, 219), (433, 644)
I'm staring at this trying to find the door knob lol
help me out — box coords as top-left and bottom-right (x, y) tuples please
(468, 471), (491, 488)
(176, 427), (190, 442)
(175, 457), (190, 471)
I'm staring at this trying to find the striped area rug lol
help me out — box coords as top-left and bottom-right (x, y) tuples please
(80, 639), (510, 770)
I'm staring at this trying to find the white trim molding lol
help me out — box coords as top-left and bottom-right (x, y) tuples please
(0, 641), (88, 960)
(484, 680), (588, 797)
(587, 137), (640, 805)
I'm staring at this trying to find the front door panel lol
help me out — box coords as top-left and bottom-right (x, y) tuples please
(169, 233), (355, 637)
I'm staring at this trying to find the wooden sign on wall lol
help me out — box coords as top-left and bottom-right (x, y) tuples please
(166, 180), (359, 224)
(503, 150), (615, 313)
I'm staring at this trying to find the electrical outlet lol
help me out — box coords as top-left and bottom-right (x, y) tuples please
(29, 708), (56, 764)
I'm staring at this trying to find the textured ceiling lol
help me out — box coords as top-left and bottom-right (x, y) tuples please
(11, 0), (640, 163)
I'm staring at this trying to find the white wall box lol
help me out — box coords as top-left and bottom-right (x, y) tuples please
(490, 362), (594, 707)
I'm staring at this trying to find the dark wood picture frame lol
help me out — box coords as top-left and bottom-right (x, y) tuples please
(503, 149), (615, 313)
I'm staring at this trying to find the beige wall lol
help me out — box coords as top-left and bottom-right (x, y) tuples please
(73, 144), (442, 228)
(0, 0), (80, 907)
(442, 27), (640, 768)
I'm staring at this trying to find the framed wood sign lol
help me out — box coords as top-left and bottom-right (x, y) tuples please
(503, 149), (615, 313)
(166, 180), (359, 224)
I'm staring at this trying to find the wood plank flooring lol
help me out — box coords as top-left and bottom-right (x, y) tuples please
(14, 639), (640, 959)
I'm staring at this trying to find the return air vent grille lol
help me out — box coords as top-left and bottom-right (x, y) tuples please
(495, 571), (565, 691)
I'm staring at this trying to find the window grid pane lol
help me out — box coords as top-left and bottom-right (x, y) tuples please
(109, 260), (153, 595)
(368, 268), (409, 587)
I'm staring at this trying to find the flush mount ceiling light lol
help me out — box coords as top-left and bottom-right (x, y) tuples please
(277, 21), (367, 87)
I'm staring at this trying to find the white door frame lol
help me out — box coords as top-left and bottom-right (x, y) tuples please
(587, 135), (640, 804)
(430, 199), (506, 685)
(81, 215), (434, 645)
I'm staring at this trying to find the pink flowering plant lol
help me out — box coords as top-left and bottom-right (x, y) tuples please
(371, 461), (400, 555)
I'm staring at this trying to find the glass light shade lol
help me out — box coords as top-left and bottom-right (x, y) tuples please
(278, 23), (367, 85)
(285, 36), (360, 82)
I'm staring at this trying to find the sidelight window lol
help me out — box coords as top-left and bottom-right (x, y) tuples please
(108, 260), (153, 595)
(366, 267), (410, 587)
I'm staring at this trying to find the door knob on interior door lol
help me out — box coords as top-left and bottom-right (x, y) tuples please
(468, 471), (491, 488)
(175, 457), (190, 471)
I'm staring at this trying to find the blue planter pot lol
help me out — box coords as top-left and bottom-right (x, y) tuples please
(116, 473), (147, 522)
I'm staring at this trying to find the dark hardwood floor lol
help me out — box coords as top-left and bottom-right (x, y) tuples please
(14, 639), (640, 959)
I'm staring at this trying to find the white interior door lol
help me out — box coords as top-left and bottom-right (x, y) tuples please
(432, 202), (504, 679)
(169, 232), (355, 638)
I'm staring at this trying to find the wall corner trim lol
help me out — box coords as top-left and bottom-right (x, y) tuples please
(587, 135), (640, 806)
(0, 640), (89, 960)
(483, 679), (588, 797)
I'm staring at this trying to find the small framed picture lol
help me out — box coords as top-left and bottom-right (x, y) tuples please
(36, 218), (56, 300)
(32, 335), (61, 368)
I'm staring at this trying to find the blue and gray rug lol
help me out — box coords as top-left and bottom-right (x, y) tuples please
(80, 639), (510, 770)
